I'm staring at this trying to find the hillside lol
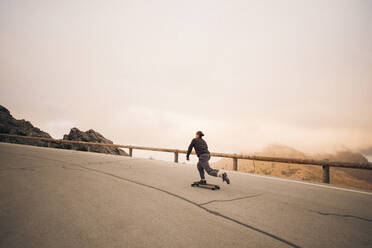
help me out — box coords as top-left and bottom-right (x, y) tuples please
(213, 144), (372, 190)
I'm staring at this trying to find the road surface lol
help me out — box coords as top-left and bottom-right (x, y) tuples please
(0, 142), (371, 248)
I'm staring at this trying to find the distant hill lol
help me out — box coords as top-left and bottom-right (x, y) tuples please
(254, 144), (368, 163)
(213, 144), (372, 190)
(256, 144), (307, 159)
(313, 151), (368, 163)
(0, 105), (127, 156)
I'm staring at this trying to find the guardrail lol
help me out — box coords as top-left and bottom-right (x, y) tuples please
(1, 133), (371, 184)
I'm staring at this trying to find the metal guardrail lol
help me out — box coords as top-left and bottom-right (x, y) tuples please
(1, 133), (371, 184)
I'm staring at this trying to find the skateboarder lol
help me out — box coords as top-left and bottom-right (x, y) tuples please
(186, 131), (230, 184)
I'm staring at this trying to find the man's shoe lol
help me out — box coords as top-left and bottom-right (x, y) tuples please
(222, 173), (230, 184)
(199, 179), (207, 185)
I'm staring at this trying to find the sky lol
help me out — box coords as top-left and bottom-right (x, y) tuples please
(1, 0), (372, 162)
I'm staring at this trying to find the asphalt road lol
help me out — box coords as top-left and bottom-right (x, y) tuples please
(0, 142), (371, 248)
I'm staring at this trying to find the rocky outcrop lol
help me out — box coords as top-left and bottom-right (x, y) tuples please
(59, 128), (128, 156)
(0, 105), (51, 147)
(0, 105), (127, 156)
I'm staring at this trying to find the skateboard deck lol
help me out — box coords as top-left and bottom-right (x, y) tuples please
(191, 181), (220, 190)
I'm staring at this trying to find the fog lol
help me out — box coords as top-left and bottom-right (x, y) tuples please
(1, 0), (371, 161)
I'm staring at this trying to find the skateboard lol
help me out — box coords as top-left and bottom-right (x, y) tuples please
(191, 181), (220, 190)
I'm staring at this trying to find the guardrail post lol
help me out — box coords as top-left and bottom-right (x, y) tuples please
(129, 148), (133, 157)
(174, 152), (179, 163)
(322, 165), (330, 183)
(233, 157), (238, 171)
(87, 145), (91, 152)
(48, 142), (51, 148)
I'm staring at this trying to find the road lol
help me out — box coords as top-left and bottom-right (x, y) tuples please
(0, 142), (371, 248)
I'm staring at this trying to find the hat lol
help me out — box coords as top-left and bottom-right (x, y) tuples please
(196, 131), (204, 137)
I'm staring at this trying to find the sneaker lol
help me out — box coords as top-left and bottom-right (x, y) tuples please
(222, 173), (230, 184)
(199, 179), (207, 185)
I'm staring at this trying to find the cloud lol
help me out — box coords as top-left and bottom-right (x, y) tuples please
(0, 0), (371, 155)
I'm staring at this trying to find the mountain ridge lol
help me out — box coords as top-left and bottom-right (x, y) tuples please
(253, 144), (368, 163)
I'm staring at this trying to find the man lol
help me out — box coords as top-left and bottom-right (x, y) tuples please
(186, 131), (230, 184)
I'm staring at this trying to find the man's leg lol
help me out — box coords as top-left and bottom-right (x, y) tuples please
(199, 154), (218, 177)
(200, 154), (230, 184)
(197, 160), (205, 180)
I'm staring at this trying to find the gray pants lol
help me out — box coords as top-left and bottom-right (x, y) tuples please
(197, 153), (218, 180)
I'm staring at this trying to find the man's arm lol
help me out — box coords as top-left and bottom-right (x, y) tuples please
(186, 139), (195, 159)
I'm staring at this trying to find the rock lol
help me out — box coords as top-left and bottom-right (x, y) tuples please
(60, 127), (128, 156)
(0, 105), (51, 147)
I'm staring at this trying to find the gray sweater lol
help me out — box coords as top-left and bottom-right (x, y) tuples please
(187, 138), (210, 158)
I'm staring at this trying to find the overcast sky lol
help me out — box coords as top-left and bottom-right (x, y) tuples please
(1, 0), (371, 160)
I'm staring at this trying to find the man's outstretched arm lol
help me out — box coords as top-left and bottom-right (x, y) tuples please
(186, 139), (195, 160)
